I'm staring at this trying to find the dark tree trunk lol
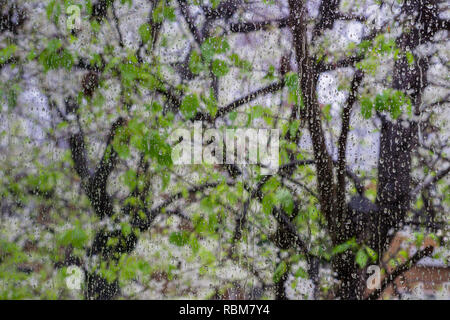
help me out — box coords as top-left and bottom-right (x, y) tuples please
(372, 119), (417, 256)
(85, 273), (119, 300)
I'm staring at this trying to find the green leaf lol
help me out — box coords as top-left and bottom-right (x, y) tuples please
(360, 97), (373, 119)
(390, 102), (402, 119)
(120, 0), (133, 7)
(322, 104), (332, 121)
(289, 119), (301, 137)
(415, 232), (425, 248)
(199, 248), (216, 265)
(211, 59), (229, 77)
(211, 0), (221, 9)
(39, 40), (74, 72)
(0, 45), (17, 64)
(47, 0), (56, 21)
(356, 248), (369, 268)
(112, 127), (131, 159)
(46, 0), (61, 24)
(362, 89), (410, 120)
(150, 101), (162, 113)
(229, 53), (252, 73)
(193, 214), (208, 234)
(152, 1), (165, 23)
(123, 169), (137, 191)
(374, 92), (388, 112)
(398, 250), (408, 260)
(181, 94), (199, 119)
(285, 72), (301, 105)
(263, 65), (275, 81)
(275, 188), (294, 215)
(273, 261), (287, 283)
(138, 23), (152, 44)
(332, 238), (356, 255)
(147, 131), (172, 166)
(251, 105), (264, 119)
(405, 51), (414, 65)
(121, 222), (132, 237)
(120, 63), (140, 86)
(262, 193), (274, 215)
(59, 223), (88, 249)
(169, 231), (190, 246)
(294, 266), (308, 279)
(202, 88), (217, 117)
(285, 72), (298, 91)
(201, 37), (229, 62)
(189, 51), (203, 75)
(365, 246), (378, 262)
(163, 6), (176, 21)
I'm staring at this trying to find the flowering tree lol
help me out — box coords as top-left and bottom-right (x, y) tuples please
(0, 0), (448, 299)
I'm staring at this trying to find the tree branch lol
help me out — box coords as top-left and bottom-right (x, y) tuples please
(111, 3), (124, 48)
(85, 117), (126, 219)
(312, 0), (341, 39)
(68, 116), (126, 219)
(274, 208), (312, 261)
(178, 0), (203, 43)
(141, 181), (236, 229)
(336, 70), (364, 210)
(195, 79), (285, 122)
(289, 0), (336, 237)
(136, 4), (162, 63)
(335, 13), (366, 22)
(229, 18), (289, 33)
(232, 175), (270, 243)
(411, 165), (450, 196)
(69, 132), (91, 180)
(279, 159), (363, 195)
(318, 55), (365, 73)
(281, 174), (318, 199)
(366, 246), (434, 300)
(202, 0), (240, 21)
